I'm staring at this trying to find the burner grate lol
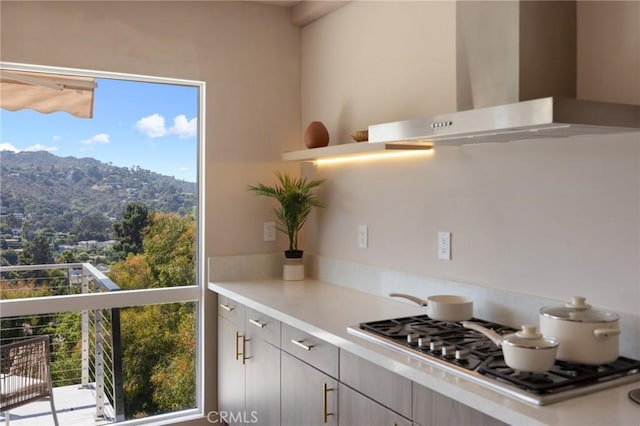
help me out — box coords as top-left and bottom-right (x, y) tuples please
(479, 356), (640, 394)
(354, 314), (640, 404)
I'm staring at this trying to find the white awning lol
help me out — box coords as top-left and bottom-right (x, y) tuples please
(0, 70), (97, 118)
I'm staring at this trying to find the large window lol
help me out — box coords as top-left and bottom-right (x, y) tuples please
(0, 62), (205, 424)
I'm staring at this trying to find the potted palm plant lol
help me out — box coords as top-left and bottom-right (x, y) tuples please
(249, 171), (325, 279)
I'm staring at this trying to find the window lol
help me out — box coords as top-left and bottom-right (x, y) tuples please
(0, 62), (205, 424)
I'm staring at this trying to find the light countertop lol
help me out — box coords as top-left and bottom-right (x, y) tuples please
(208, 278), (640, 426)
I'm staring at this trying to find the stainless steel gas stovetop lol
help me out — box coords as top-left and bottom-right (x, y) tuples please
(347, 315), (640, 406)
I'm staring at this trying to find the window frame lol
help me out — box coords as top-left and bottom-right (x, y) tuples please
(0, 61), (207, 425)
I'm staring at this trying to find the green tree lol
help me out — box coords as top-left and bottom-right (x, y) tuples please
(143, 212), (195, 287)
(113, 202), (151, 259)
(108, 211), (196, 418)
(58, 250), (77, 264)
(73, 212), (110, 241)
(19, 234), (54, 265)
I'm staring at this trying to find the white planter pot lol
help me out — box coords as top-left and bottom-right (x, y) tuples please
(283, 258), (304, 281)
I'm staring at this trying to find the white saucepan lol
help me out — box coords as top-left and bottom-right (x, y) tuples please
(539, 296), (620, 365)
(462, 321), (559, 373)
(389, 293), (473, 322)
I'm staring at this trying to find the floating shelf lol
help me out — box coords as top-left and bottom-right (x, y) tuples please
(282, 142), (432, 162)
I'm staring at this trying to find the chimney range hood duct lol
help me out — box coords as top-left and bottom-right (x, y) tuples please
(368, 1), (640, 146)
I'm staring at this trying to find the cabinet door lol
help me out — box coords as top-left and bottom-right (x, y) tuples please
(339, 350), (412, 419)
(412, 383), (506, 426)
(339, 384), (411, 426)
(218, 314), (246, 424)
(245, 335), (280, 426)
(282, 351), (338, 426)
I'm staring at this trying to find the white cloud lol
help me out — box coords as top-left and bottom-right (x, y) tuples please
(135, 113), (167, 138)
(0, 142), (20, 152)
(169, 115), (197, 139)
(52, 135), (62, 142)
(1, 142), (58, 153)
(81, 133), (110, 145)
(135, 113), (197, 139)
(25, 144), (58, 153)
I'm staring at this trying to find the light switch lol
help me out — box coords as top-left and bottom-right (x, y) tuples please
(358, 225), (368, 249)
(438, 231), (451, 260)
(264, 221), (276, 241)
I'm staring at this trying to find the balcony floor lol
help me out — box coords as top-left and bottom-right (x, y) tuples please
(0, 383), (113, 426)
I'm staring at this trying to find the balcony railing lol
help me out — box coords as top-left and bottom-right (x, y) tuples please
(0, 263), (125, 423)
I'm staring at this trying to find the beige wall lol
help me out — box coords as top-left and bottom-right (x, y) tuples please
(577, 1), (640, 104)
(301, 1), (640, 316)
(1, 1), (300, 424)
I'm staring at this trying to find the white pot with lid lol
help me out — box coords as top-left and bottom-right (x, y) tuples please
(539, 296), (621, 365)
(462, 322), (559, 373)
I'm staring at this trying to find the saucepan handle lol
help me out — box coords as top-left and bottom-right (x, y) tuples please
(389, 293), (428, 307)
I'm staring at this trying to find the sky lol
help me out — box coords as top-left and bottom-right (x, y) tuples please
(0, 77), (199, 182)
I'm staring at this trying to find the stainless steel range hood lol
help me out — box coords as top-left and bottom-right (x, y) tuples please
(369, 97), (640, 146)
(369, 1), (640, 146)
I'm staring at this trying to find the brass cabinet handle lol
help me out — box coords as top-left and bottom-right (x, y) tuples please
(322, 382), (334, 423)
(291, 339), (314, 351)
(235, 331), (242, 360)
(219, 303), (233, 312)
(242, 335), (250, 365)
(249, 319), (266, 328)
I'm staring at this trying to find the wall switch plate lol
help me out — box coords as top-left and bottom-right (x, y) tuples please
(438, 231), (451, 260)
(264, 221), (276, 241)
(358, 225), (368, 249)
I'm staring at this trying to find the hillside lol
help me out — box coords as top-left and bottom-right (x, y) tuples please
(0, 150), (196, 240)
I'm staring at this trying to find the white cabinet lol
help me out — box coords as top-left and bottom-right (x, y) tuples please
(217, 297), (280, 426)
(281, 323), (340, 426)
(281, 351), (338, 426)
(244, 308), (281, 426)
(218, 297), (246, 423)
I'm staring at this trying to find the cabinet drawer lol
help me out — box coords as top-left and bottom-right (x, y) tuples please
(340, 350), (412, 419)
(282, 323), (339, 378)
(245, 307), (281, 347)
(413, 383), (507, 426)
(338, 384), (411, 426)
(217, 294), (245, 324)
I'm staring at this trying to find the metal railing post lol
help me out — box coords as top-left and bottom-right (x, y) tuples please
(95, 308), (106, 419)
(111, 307), (125, 421)
(81, 268), (90, 388)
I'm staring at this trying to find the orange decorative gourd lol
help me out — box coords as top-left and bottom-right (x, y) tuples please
(304, 121), (329, 149)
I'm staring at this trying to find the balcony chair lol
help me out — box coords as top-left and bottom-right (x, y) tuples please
(0, 335), (59, 426)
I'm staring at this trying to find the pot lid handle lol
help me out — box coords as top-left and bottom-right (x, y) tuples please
(564, 296), (591, 310)
(515, 325), (543, 339)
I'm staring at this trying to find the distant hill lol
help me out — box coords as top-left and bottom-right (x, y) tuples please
(0, 150), (196, 240)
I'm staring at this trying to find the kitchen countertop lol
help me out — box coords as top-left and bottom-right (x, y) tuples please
(208, 278), (640, 426)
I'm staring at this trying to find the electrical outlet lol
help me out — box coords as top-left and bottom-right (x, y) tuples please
(264, 221), (276, 241)
(358, 225), (368, 249)
(438, 231), (451, 260)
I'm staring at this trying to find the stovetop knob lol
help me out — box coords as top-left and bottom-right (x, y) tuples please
(407, 333), (421, 345)
(417, 337), (431, 348)
(455, 349), (470, 360)
(429, 341), (443, 352)
(441, 345), (456, 358)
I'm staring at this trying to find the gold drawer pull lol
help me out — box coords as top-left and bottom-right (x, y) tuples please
(249, 319), (266, 328)
(242, 335), (250, 365)
(291, 339), (314, 351)
(219, 303), (233, 312)
(235, 331), (242, 360)
(323, 382), (334, 423)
